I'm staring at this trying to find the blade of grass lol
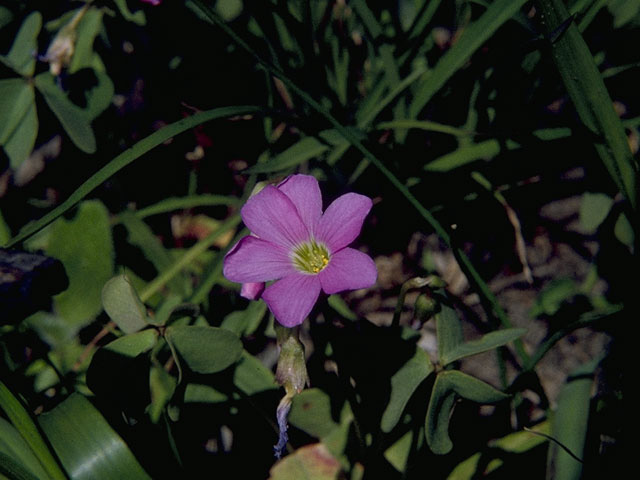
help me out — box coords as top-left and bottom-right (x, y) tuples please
(0, 381), (67, 480)
(4, 105), (260, 248)
(536, 0), (638, 210)
(408, 0), (529, 118)
(188, 0), (530, 366)
(130, 195), (240, 219)
(376, 119), (472, 137)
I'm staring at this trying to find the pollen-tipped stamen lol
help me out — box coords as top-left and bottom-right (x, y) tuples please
(291, 240), (330, 274)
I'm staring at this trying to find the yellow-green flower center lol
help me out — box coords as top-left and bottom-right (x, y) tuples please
(292, 240), (330, 274)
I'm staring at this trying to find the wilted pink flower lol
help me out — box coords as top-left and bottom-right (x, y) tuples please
(141, 0), (161, 5)
(224, 175), (377, 327)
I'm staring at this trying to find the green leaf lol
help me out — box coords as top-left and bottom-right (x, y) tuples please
(425, 375), (457, 455)
(268, 443), (341, 480)
(184, 383), (228, 403)
(0, 78), (34, 145)
(426, 371), (508, 454)
(441, 328), (527, 365)
(220, 301), (267, 337)
(69, 8), (103, 73)
(409, 0), (528, 117)
(149, 365), (176, 423)
(0, 381), (67, 480)
(4, 101), (38, 169)
(579, 193), (613, 233)
(0, 417), (50, 480)
(103, 329), (159, 357)
(5, 105), (260, 248)
(133, 194), (239, 219)
(289, 389), (339, 439)
(167, 325), (242, 374)
(0, 11), (41, 76)
(441, 370), (509, 404)
(233, 350), (277, 395)
(102, 275), (149, 334)
(435, 303), (464, 366)
(0, 450), (41, 480)
(384, 431), (413, 473)
(84, 70), (114, 121)
(34, 72), (96, 153)
(246, 136), (329, 173)
(537, 0), (638, 209)
(546, 359), (599, 480)
(0, 7), (13, 30)
(46, 200), (114, 328)
(614, 212), (634, 248)
(39, 394), (151, 480)
(381, 346), (434, 432)
(530, 278), (577, 318)
(113, 0), (146, 25)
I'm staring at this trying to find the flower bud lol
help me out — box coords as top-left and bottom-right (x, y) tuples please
(274, 324), (309, 395)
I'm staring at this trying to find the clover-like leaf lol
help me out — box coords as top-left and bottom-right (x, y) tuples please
(102, 275), (149, 334)
(166, 325), (242, 374)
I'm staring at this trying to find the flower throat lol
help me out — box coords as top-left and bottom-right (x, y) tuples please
(292, 240), (330, 274)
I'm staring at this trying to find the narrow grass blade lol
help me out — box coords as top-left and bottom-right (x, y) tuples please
(536, 0), (638, 209)
(409, 0), (529, 118)
(0, 381), (67, 480)
(5, 105), (260, 248)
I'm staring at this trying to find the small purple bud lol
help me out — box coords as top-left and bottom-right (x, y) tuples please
(273, 394), (292, 459)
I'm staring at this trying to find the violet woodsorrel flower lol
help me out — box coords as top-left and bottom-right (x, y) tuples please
(223, 174), (377, 327)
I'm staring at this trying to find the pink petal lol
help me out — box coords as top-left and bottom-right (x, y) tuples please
(241, 282), (265, 300)
(262, 273), (321, 327)
(223, 236), (294, 283)
(315, 193), (372, 252)
(241, 186), (309, 248)
(319, 248), (377, 294)
(277, 175), (322, 234)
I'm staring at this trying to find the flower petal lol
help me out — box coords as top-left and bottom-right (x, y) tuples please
(277, 174), (322, 234)
(315, 193), (372, 252)
(240, 282), (265, 300)
(241, 185), (309, 248)
(262, 273), (321, 327)
(223, 236), (294, 283)
(319, 248), (377, 294)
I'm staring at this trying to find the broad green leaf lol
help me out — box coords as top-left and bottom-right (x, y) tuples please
(608, 0), (640, 29)
(0, 78), (34, 145)
(39, 394), (151, 480)
(424, 139), (518, 172)
(34, 72), (96, 153)
(46, 200), (114, 328)
(247, 137), (329, 173)
(614, 212), (634, 248)
(102, 275), (149, 334)
(530, 278), (577, 318)
(184, 384), (228, 403)
(233, 350), (277, 395)
(409, 0), (528, 117)
(113, 0), (146, 25)
(216, 0), (243, 22)
(69, 8), (103, 73)
(167, 325), (242, 374)
(327, 294), (357, 321)
(441, 328), (527, 366)
(5, 105), (260, 248)
(537, 0), (637, 209)
(546, 359), (599, 480)
(0, 12), (41, 76)
(149, 365), (176, 423)
(103, 329), (158, 358)
(289, 389), (339, 439)
(0, 7), (13, 30)
(440, 370), (509, 404)
(0, 381), (66, 480)
(268, 443), (341, 480)
(384, 431), (413, 473)
(435, 303), (463, 366)
(0, 210), (10, 245)
(381, 347), (434, 432)
(447, 421), (551, 479)
(4, 101), (38, 169)
(119, 211), (188, 296)
(0, 418), (50, 480)
(426, 371), (508, 455)
(221, 301), (267, 337)
(579, 193), (613, 233)
(84, 71), (114, 121)
(425, 375), (456, 455)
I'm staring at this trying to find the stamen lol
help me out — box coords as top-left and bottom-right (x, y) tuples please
(292, 240), (330, 274)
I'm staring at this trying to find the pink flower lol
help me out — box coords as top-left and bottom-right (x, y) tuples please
(223, 175), (377, 327)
